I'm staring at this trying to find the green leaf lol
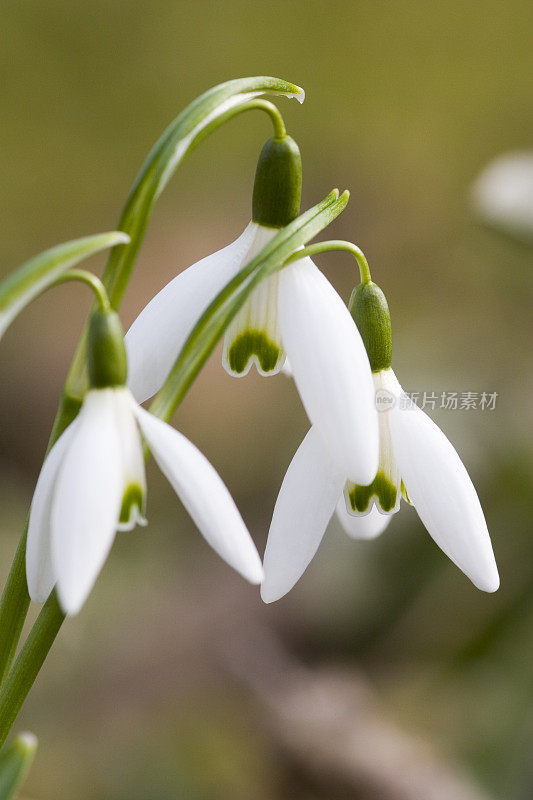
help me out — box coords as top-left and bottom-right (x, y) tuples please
(0, 232), (130, 341)
(150, 189), (349, 423)
(0, 732), (37, 800)
(101, 76), (305, 309)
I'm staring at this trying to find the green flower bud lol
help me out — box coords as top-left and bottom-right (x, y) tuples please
(88, 308), (127, 388)
(349, 281), (392, 372)
(252, 135), (302, 228)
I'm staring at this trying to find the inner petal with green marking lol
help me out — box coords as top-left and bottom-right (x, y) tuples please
(118, 483), (147, 531)
(344, 370), (402, 516)
(223, 273), (285, 376)
(346, 471), (399, 513)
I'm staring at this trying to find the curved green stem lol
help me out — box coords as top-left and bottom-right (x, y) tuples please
(285, 239), (372, 284)
(235, 99), (286, 139)
(52, 270), (111, 313)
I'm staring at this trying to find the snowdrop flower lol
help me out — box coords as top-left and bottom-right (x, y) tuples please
(26, 309), (263, 615)
(472, 151), (533, 241)
(125, 134), (379, 484)
(261, 274), (499, 603)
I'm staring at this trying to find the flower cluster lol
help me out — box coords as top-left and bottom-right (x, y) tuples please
(2, 77), (499, 625)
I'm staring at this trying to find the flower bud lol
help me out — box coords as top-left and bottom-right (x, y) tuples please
(88, 308), (127, 388)
(252, 135), (302, 228)
(349, 281), (392, 372)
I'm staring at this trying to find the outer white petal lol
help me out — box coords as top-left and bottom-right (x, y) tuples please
(389, 392), (499, 592)
(278, 258), (379, 484)
(52, 390), (124, 614)
(261, 427), (346, 603)
(125, 222), (260, 404)
(26, 420), (79, 603)
(335, 497), (392, 540)
(133, 405), (263, 584)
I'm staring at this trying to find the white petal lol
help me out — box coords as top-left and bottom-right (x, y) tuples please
(52, 390), (124, 614)
(133, 406), (263, 584)
(278, 258), (379, 484)
(26, 420), (79, 603)
(261, 426), (345, 603)
(112, 388), (147, 531)
(335, 497), (392, 540)
(389, 391), (499, 592)
(125, 222), (260, 404)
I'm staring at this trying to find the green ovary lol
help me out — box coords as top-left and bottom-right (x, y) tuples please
(348, 471), (398, 513)
(120, 484), (145, 526)
(228, 330), (281, 374)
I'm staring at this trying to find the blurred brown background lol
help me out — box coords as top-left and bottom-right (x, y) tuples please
(1, 1), (533, 798)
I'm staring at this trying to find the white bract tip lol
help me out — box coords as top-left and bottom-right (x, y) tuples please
(293, 88), (305, 104)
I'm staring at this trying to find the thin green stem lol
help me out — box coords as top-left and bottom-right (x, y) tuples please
(252, 99), (286, 139)
(0, 530), (30, 687)
(51, 270), (111, 312)
(0, 593), (64, 751)
(285, 239), (372, 284)
(188, 98), (287, 149)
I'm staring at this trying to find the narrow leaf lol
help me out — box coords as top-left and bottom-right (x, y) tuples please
(150, 189), (349, 423)
(0, 232), (129, 341)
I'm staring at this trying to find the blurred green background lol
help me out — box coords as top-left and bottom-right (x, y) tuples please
(1, 1), (532, 798)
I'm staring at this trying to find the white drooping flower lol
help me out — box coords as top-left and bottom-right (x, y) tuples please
(26, 386), (263, 615)
(260, 242), (501, 615)
(126, 132), (379, 486)
(472, 151), (533, 241)
(261, 367), (499, 602)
